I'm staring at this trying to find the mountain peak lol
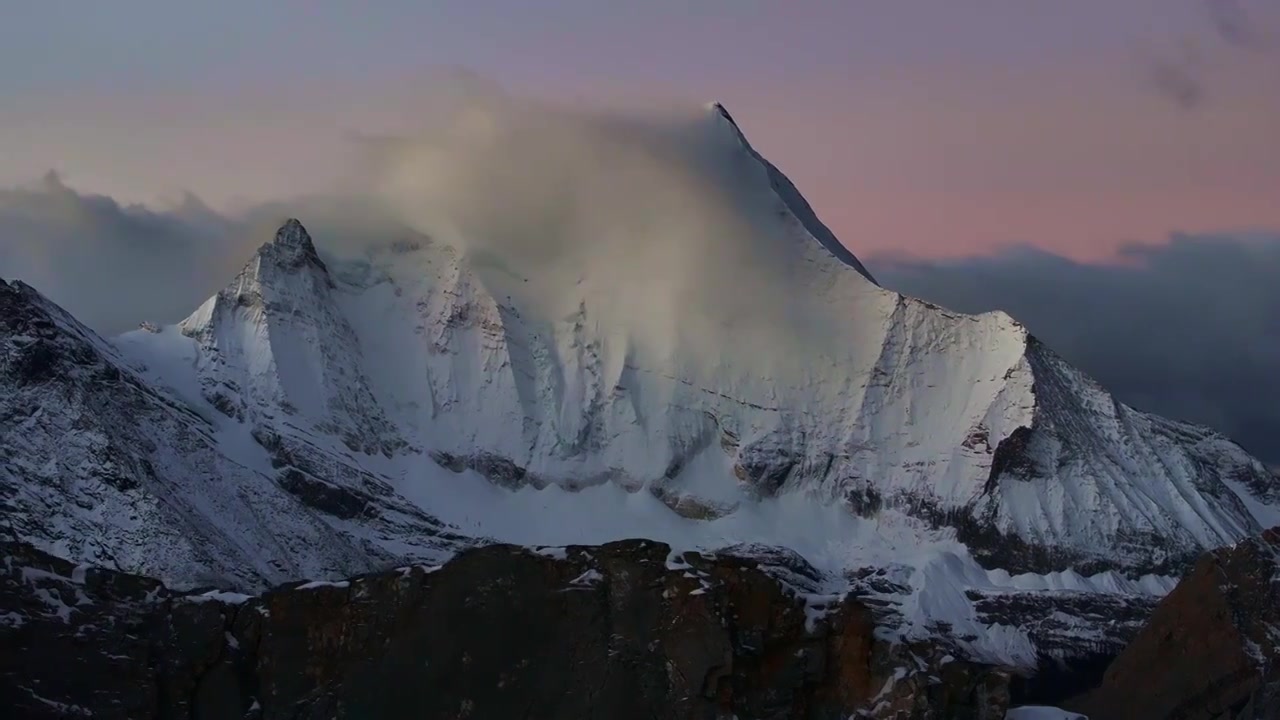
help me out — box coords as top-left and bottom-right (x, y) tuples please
(273, 218), (312, 248)
(259, 218), (327, 273)
(702, 101), (749, 150)
(705, 101), (737, 127)
(180, 218), (334, 339)
(699, 104), (878, 285)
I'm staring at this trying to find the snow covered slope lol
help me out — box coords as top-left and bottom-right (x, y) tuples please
(3, 102), (1276, 667)
(0, 276), (463, 591)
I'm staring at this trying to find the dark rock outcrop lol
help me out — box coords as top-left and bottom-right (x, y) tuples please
(1075, 526), (1280, 720)
(1, 540), (1013, 719)
(968, 589), (1158, 706)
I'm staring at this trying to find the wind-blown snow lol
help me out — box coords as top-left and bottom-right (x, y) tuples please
(337, 102), (1036, 509)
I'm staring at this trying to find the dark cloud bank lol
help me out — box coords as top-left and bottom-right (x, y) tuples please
(0, 173), (402, 335)
(0, 173), (250, 334)
(1, 174), (1276, 463)
(872, 236), (1280, 464)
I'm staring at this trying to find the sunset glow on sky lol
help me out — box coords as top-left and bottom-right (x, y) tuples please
(2, 0), (1277, 261)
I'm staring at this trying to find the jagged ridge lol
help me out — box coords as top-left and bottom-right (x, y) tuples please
(0, 277), (462, 591)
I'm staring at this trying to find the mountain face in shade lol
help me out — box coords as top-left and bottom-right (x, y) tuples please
(1074, 526), (1280, 719)
(0, 539), (1016, 720)
(1, 104), (1276, 672)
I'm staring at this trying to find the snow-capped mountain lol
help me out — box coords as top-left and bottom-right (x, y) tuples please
(1, 103), (1275, 668)
(0, 275), (464, 592)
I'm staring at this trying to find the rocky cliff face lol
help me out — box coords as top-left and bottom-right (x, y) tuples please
(1075, 526), (1280, 719)
(0, 540), (1012, 720)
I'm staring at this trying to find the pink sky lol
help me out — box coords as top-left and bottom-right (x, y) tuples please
(732, 59), (1280, 261)
(1, 1), (1277, 261)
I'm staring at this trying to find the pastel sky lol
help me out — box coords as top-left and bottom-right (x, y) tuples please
(2, 0), (1277, 260)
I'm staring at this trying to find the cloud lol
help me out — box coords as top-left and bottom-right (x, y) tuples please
(870, 233), (1280, 462)
(365, 91), (849, 362)
(0, 93), (851, 369)
(0, 172), (257, 334)
(1206, 0), (1263, 48)
(1143, 0), (1273, 110)
(0, 165), (435, 335)
(0, 174), (437, 336)
(1147, 48), (1207, 110)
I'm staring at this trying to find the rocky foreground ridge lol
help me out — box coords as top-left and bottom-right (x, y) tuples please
(1074, 527), (1280, 720)
(10, 528), (1280, 718)
(0, 539), (1014, 720)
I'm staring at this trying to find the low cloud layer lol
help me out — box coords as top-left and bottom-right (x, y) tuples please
(872, 234), (1280, 463)
(0, 173), (255, 333)
(0, 174), (426, 334)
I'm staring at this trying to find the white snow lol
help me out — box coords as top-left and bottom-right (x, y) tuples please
(800, 593), (844, 633)
(566, 569), (603, 587)
(380, 461), (1139, 664)
(665, 549), (693, 570)
(295, 580), (352, 591)
(26, 689), (92, 717)
(70, 564), (89, 584)
(396, 564), (443, 577)
(1005, 707), (1087, 720)
(190, 590), (253, 605)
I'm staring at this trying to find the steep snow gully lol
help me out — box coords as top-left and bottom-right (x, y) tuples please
(2, 102), (1275, 670)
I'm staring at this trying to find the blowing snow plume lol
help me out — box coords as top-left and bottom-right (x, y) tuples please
(365, 93), (870, 366)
